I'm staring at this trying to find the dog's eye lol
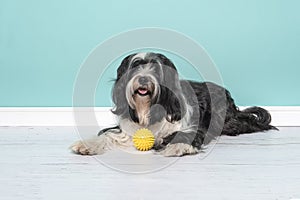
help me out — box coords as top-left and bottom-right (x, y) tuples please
(132, 60), (142, 68)
(132, 59), (148, 69)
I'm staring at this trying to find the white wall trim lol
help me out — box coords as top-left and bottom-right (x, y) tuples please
(0, 106), (299, 127)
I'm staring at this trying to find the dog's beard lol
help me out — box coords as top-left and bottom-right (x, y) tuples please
(133, 94), (151, 126)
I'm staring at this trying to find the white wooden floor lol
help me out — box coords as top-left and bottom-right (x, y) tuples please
(0, 126), (299, 200)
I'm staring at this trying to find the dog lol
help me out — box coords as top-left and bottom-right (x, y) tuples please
(71, 52), (277, 157)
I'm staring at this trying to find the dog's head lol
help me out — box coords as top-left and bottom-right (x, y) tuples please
(112, 52), (186, 126)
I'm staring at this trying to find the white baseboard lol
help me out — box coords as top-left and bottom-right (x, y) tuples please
(0, 107), (116, 127)
(0, 106), (299, 127)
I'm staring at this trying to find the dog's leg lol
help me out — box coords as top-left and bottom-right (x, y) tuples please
(70, 130), (130, 155)
(157, 131), (203, 157)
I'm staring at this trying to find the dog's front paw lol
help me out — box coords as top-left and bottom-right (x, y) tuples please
(159, 143), (198, 157)
(70, 137), (108, 155)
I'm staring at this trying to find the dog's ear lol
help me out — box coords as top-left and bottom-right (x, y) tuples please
(155, 54), (186, 122)
(112, 54), (135, 116)
(156, 53), (181, 90)
(111, 78), (126, 115)
(157, 85), (186, 123)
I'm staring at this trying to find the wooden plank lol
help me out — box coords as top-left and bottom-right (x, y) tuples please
(0, 127), (299, 199)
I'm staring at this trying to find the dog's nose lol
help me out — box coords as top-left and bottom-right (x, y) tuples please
(138, 76), (149, 85)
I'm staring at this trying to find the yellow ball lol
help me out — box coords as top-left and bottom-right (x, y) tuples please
(133, 128), (155, 151)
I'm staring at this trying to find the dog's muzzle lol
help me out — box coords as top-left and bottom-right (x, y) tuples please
(134, 76), (154, 96)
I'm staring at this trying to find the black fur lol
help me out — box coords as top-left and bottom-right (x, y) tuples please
(154, 81), (278, 150)
(97, 125), (121, 136)
(102, 52), (277, 152)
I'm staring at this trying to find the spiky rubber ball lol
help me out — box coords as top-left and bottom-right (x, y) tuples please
(133, 128), (155, 151)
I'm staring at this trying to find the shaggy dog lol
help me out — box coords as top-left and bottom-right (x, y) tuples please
(71, 52), (276, 156)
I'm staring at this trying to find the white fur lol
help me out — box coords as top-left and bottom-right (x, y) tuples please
(131, 52), (147, 61)
(159, 143), (199, 157)
(70, 131), (131, 155)
(125, 77), (137, 109)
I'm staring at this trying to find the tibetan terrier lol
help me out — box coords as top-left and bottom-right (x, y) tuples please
(71, 52), (276, 156)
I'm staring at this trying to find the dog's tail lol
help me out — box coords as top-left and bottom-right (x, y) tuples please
(222, 106), (278, 136)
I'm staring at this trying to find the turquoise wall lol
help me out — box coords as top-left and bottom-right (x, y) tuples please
(1, 0), (299, 107)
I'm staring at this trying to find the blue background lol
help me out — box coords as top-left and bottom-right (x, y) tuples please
(0, 0), (299, 107)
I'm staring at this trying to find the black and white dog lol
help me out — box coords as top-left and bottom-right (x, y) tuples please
(71, 52), (276, 156)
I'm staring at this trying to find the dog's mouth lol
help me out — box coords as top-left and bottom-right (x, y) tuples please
(135, 87), (151, 96)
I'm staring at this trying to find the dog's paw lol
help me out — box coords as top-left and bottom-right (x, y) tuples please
(159, 143), (198, 157)
(70, 137), (108, 155)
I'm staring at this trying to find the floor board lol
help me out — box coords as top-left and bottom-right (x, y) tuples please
(0, 126), (299, 200)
